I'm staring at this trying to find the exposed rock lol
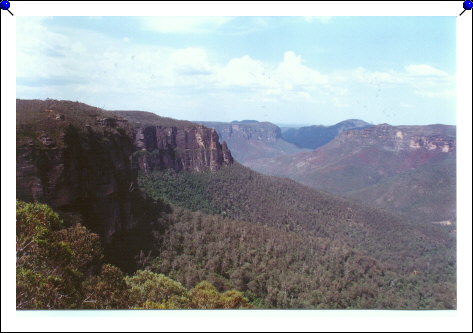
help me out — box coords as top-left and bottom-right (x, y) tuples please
(17, 125), (140, 243)
(197, 120), (306, 163)
(96, 117), (118, 128)
(17, 100), (233, 243)
(132, 125), (233, 173)
(335, 124), (456, 153)
(200, 120), (282, 143)
(37, 132), (55, 147)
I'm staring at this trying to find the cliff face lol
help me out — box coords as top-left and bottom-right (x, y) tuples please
(197, 120), (306, 163)
(17, 122), (140, 242)
(334, 124), (456, 153)
(16, 100), (233, 243)
(132, 125), (233, 173)
(199, 121), (283, 143)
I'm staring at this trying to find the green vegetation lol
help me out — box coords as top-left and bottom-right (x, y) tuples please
(346, 157), (456, 224)
(136, 164), (456, 309)
(16, 201), (251, 310)
(139, 169), (219, 214)
(16, 99), (133, 148)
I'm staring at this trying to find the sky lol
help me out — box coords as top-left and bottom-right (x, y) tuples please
(16, 16), (456, 126)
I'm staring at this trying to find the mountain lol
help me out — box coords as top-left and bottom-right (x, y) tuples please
(138, 163), (455, 309)
(197, 120), (308, 163)
(16, 100), (456, 309)
(282, 119), (372, 149)
(17, 99), (233, 242)
(248, 123), (456, 224)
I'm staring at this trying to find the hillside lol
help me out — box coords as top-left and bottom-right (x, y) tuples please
(248, 123), (456, 224)
(197, 120), (308, 163)
(16, 100), (456, 309)
(16, 99), (233, 242)
(282, 119), (372, 149)
(138, 163), (455, 271)
(137, 164), (455, 309)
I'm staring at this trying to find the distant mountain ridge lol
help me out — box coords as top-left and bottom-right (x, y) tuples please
(197, 120), (308, 163)
(282, 119), (372, 150)
(248, 123), (456, 224)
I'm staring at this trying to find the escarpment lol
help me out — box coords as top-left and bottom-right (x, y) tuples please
(197, 120), (306, 163)
(131, 125), (233, 173)
(334, 124), (456, 153)
(16, 99), (233, 243)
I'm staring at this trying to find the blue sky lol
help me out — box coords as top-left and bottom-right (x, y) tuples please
(16, 16), (456, 125)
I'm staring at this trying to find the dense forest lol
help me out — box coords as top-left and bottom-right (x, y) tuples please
(138, 164), (456, 276)
(16, 200), (251, 309)
(136, 164), (455, 309)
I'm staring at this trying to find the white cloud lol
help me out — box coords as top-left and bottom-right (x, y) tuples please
(140, 17), (233, 34)
(218, 55), (271, 87)
(170, 48), (215, 76)
(216, 51), (328, 97)
(332, 64), (454, 100)
(405, 64), (448, 77)
(16, 17), (455, 119)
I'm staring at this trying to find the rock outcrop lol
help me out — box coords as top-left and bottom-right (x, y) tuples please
(197, 120), (306, 163)
(132, 125), (233, 173)
(16, 99), (233, 243)
(335, 124), (456, 153)
(199, 120), (283, 143)
(17, 124), (140, 242)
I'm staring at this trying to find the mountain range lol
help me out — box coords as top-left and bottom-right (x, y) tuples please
(282, 119), (372, 149)
(247, 123), (456, 224)
(16, 99), (456, 309)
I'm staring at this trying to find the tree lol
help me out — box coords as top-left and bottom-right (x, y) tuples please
(189, 281), (252, 309)
(82, 264), (131, 309)
(125, 270), (190, 309)
(17, 201), (108, 309)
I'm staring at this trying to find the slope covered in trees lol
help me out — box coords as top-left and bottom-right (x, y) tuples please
(138, 164), (455, 273)
(16, 201), (251, 310)
(147, 207), (456, 309)
(137, 164), (456, 309)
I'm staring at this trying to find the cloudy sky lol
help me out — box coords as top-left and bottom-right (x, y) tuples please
(16, 16), (456, 125)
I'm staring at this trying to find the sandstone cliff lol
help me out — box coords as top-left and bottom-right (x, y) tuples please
(334, 124), (455, 153)
(16, 99), (233, 243)
(197, 120), (306, 163)
(131, 125), (233, 173)
(199, 120), (283, 143)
